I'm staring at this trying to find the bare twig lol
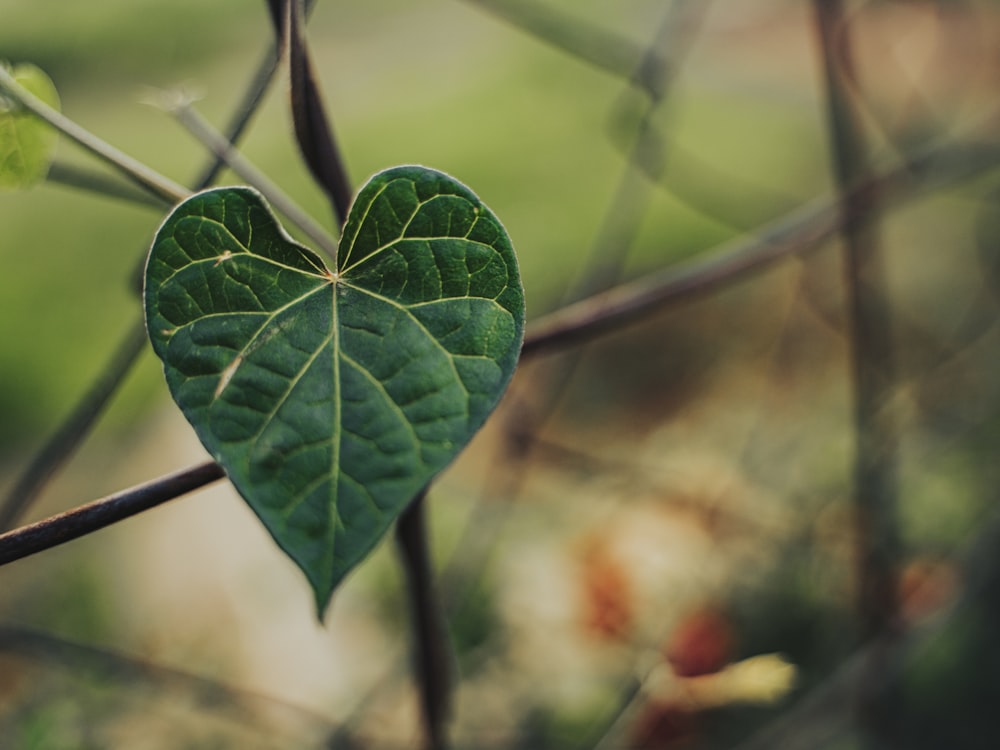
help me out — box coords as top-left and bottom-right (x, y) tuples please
(0, 461), (224, 567)
(396, 490), (453, 750)
(813, 3), (902, 745)
(191, 42), (281, 188)
(280, 0), (353, 229)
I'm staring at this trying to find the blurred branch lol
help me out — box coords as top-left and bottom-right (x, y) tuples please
(0, 320), (149, 532)
(161, 95), (338, 258)
(814, 2), (901, 744)
(522, 139), (1000, 358)
(0, 65), (190, 205)
(191, 42), (281, 188)
(0, 461), (224, 567)
(46, 161), (169, 208)
(814, 0), (902, 637)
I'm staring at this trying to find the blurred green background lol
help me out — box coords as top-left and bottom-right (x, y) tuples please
(2, 1), (1000, 748)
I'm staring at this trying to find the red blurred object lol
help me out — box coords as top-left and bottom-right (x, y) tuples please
(664, 606), (736, 677)
(629, 700), (699, 749)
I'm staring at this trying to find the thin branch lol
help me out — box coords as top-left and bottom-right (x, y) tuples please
(521, 139), (1000, 358)
(461, 0), (663, 89)
(0, 320), (149, 531)
(191, 42), (281, 188)
(0, 461), (224, 567)
(0, 65), (189, 205)
(162, 95), (338, 258)
(396, 490), (453, 750)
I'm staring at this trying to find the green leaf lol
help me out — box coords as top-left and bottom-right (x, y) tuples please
(0, 63), (59, 189)
(144, 166), (524, 615)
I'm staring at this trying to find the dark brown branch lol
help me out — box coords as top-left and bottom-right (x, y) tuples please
(0, 461), (224, 567)
(397, 490), (453, 750)
(281, 0), (353, 227)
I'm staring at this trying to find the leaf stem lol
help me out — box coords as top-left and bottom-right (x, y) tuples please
(396, 490), (453, 750)
(0, 65), (190, 205)
(0, 461), (224, 567)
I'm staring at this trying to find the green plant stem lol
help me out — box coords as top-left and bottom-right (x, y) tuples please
(0, 320), (149, 531)
(814, 2), (901, 746)
(165, 97), (338, 258)
(396, 490), (452, 750)
(0, 461), (224, 567)
(521, 139), (1000, 358)
(46, 161), (170, 208)
(0, 65), (190, 205)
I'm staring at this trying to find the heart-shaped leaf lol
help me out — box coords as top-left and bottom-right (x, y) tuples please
(0, 63), (59, 189)
(144, 166), (524, 615)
